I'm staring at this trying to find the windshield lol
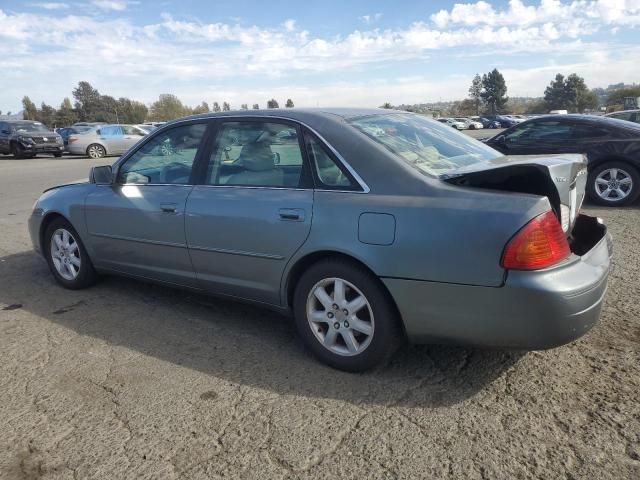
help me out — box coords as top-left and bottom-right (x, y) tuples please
(12, 122), (50, 133)
(348, 113), (501, 176)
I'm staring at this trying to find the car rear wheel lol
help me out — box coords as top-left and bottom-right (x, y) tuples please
(87, 143), (106, 159)
(587, 162), (640, 206)
(54, 153), (62, 158)
(45, 218), (98, 289)
(293, 258), (400, 372)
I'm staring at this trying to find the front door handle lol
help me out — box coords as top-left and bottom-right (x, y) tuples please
(160, 203), (178, 213)
(279, 208), (304, 222)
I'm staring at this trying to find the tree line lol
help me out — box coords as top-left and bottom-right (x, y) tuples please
(384, 69), (635, 116)
(20, 81), (296, 127)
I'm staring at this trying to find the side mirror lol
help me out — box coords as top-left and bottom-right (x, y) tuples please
(494, 134), (506, 145)
(90, 165), (113, 185)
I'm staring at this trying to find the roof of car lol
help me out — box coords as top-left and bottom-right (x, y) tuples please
(523, 113), (640, 129)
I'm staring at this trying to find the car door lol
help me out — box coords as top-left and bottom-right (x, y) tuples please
(496, 120), (574, 155)
(185, 119), (314, 305)
(98, 125), (125, 154)
(84, 121), (210, 287)
(122, 125), (147, 153)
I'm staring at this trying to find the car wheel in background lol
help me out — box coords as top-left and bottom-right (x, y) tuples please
(44, 218), (98, 289)
(12, 143), (26, 159)
(293, 258), (401, 372)
(587, 162), (640, 207)
(54, 153), (63, 158)
(87, 143), (106, 159)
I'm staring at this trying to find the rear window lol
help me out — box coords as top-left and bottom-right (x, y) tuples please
(348, 113), (500, 176)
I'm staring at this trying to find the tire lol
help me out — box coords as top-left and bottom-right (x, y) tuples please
(54, 153), (63, 158)
(587, 161), (640, 207)
(44, 218), (98, 289)
(86, 143), (106, 159)
(12, 142), (26, 159)
(293, 258), (401, 372)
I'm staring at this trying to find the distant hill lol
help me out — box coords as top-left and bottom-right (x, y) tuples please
(0, 110), (24, 120)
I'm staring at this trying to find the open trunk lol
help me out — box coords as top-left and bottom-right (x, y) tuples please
(441, 154), (588, 235)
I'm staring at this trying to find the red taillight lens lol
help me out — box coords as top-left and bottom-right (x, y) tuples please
(501, 210), (571, 270)
(68, 136), (77, 143)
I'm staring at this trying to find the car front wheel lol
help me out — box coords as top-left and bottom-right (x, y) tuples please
(587, 162), (640, 206)
(45, 218), (98, 289)
(293, 259), (400, 372)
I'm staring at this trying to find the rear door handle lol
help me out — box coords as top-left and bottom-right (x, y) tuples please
(279, 208), (304, 222)
(160, 203), (178, 213)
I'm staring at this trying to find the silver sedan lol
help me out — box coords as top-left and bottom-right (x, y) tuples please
(67, 124), (147, 158)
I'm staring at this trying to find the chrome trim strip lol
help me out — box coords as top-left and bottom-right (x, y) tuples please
(115, 114), (371, 194)
(91, 232), (187, 248)
(188, 244), (284, 260)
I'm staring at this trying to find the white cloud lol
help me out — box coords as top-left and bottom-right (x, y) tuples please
(29, 2), (69, 9)
(360, 13), (382, 24)
(91, 0), (131, 11)
(0, 2), (639, 110)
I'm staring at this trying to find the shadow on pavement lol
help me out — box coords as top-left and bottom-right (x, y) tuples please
(0, 250), (523, 408)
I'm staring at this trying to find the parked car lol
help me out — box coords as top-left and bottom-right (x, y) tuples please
(67, 124), (148, 158)
(478, 117), (502, 129)
(28, 109), (611, 371)
(483, 115), (517, 128)
(437, 118), (466, 130)
(136, 124), (157, 133)
(604, 109), (640, 124)
(455, 117), (483, 130)
(484, 114), (640, 206)
(0, 120), (64, 158)
(56, 126), (91, 150)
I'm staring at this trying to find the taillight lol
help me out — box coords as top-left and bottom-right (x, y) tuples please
(501, 210), (570, 270)
(68, 136), (77, 143)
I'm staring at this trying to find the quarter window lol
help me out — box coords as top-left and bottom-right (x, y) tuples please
(116, 123), (207, 185)
(304, 133), (355, 189)
(205, 121), (306, 188)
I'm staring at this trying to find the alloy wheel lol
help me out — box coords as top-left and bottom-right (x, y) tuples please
(87, 144), (105, 159)
(50, 228), (81, 281)
(595, 168), (633, 201)
(306, 277), (375, 356)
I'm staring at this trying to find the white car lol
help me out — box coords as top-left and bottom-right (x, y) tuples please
(455, 118), (483, 130)
(437, 118), (466, 130)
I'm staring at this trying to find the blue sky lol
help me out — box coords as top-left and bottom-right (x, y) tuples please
(0, 0), (638, 112)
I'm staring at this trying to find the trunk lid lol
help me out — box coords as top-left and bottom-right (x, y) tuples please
(441, 154), (588, 234)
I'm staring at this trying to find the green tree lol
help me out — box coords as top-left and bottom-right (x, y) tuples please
(481, 69), (508, 114)
(38, 102), (57, 126)
(605, 86), (640, 109)
(117, 98), (148, 123)
(252, 103), (260, 110)
(240, 103), (248, 110)
(212, 102), (221, 112)
(22, 96), (38, 120)
(468, 73), (483, 115)
(192, 101), (210, 114)
(149, 94), (189, 121)
(380, 102), (393, 109)
(266, 98), (279, 108)
(285, 99), (294, 108)
(222, 102), (230, 111)
(543, 74), (566, 111)
(72, 81), (101, 121)
(55, 97), (77, 126)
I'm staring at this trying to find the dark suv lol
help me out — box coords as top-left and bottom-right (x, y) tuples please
(0, 120), (64, 158)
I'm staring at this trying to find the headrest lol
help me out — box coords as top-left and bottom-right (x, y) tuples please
(238, 142), (275, 172)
